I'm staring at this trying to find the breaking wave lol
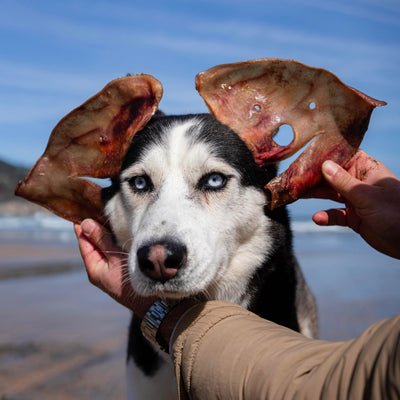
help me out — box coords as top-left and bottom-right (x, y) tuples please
(0, 213), (350, 244)
(0, 213), (75, 243)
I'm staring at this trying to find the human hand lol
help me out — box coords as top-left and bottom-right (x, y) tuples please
(74, 219), (155, 318)
(306, 150), (400, 259)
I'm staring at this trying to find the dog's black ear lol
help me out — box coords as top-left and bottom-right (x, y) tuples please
(154, 110), (166, 117)
(101, 177), (120, 205)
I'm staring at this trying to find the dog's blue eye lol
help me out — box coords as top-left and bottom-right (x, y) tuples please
(134, 177), (147, 190)
(198, 172), (228, 192)
(128, 175), (153, 193)
(208, 173), (225, 188)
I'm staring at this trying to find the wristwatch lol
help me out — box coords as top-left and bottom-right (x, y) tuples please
(141, 298), (200, 353)
(141, 299), (179, 352)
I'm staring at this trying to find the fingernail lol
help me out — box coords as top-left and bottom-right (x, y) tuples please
(81, 219), (95, 237)
(322, 160), (339, 178)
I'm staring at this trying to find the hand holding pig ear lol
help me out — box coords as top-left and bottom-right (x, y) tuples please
(307, 150), (400, 259)
(74, 219), (155, 317)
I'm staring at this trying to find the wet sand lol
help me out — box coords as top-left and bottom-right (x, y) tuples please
(295, 232), (400, 341)
(0, 235), (399, 399)
(0, 242), (130, 400)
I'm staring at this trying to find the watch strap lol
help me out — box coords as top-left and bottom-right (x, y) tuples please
(141, 299), (178, 352)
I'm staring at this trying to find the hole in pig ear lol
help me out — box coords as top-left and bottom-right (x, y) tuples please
(273, 124), (294, 147)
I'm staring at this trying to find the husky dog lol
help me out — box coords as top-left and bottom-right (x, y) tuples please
(102, 113), (318, 400)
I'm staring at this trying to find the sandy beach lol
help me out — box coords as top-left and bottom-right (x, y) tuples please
(0, 240), (130, 400)
(0, 226), (399, 399)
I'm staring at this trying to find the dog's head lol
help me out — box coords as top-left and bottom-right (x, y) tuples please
(102, 114), (277, 300)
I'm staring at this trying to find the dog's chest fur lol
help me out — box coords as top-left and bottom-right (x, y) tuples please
(102, 114), (318, 400)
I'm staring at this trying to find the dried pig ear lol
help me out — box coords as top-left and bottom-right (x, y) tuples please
(196, 58), (386, 209)
(15, 74), (163, 224)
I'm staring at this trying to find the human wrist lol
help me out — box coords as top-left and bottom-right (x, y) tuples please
(124, 294), (156, 320)
(141, 298), (200, 353)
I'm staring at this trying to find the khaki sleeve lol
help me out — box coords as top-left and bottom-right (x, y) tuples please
(171, 301), (400, 400)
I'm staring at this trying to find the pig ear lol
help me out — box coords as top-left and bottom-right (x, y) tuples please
(196, 59), (385, 209)
(15, 74), (163, 224)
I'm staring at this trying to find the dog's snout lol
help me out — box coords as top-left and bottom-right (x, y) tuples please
(137, 240), (187, 283)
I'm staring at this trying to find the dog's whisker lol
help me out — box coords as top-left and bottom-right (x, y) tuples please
(100, 214), (113, 231)
(121, 237), (133, 251)
(102, 250), (130, 256)
(121, 274), (134, 288)
(109, 262), (129, 273)
(105, 260), (129, 273)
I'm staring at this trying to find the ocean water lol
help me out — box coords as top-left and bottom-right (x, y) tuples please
(0, 213), (76, 244)
(293, 227), (400, 339)
(0, 212), (347, 243)
(0, 213), (399, 340)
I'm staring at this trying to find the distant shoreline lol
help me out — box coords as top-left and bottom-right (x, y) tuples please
(0, 200), (47, 216)
(0, 262), (82, 281)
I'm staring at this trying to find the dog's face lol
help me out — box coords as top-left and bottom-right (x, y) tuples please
(103, 114), (276, 301)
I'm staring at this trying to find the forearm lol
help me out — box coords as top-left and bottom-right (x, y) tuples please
(171, 301), (400, 399)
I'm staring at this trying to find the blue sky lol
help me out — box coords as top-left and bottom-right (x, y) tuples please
(1, 0), (400, 184)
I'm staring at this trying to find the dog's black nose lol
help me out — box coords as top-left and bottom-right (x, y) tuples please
(136, 240), (187, 282)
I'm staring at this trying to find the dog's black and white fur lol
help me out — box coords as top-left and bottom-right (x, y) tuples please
(102, 113), (318, 399)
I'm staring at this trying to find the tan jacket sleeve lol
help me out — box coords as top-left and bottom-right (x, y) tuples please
(171, 301), (400, 400)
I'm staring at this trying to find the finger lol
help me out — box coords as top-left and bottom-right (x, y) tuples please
(74, 223), (102, 265)
(301, 184), (344, 202)
(74, 223), (108, 286)
(80, 219), (116, 256)
(75, 222), (153, 316)
(321, 160), (372, 208)
(345, 150), (396, 184)
(312, 208), (348, 227)
(81, 219), (125, 265)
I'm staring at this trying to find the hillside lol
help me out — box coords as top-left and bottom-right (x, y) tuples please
(0, 159), (44, 214)
(0, 159), (29, 202)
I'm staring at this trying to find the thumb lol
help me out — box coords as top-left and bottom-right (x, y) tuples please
(321, 160), (371, 208)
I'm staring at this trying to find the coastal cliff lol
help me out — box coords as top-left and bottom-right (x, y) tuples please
(0, 159), (44, 215)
